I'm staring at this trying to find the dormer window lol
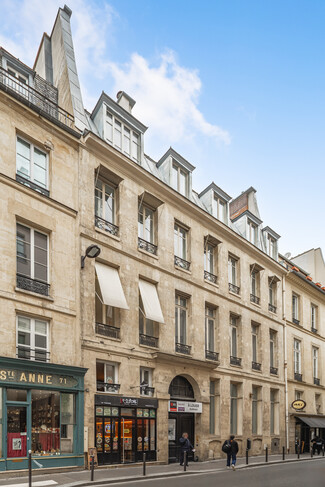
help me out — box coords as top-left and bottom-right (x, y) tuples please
(7, 66), (29, 98)
(213, 196), (227, 223)
(262, 227), (280, 259)
(172, 163), (188, 196)
(268, 236), (276, 258)
(248, 220), (258, 245)
(105, 108), (140, 162)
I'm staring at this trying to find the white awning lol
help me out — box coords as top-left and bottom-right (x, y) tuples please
(139, 279), (165, 323)
(95, 262), (129, 310)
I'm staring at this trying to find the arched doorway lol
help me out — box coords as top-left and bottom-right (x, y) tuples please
(168, 376), (196, 463)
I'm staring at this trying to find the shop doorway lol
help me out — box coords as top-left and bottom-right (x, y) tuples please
(7, 406), (27, 458)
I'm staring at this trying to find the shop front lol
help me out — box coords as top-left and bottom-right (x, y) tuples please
(294, 415), (325, 453)
(0, 357), (87, 471)
(95, 395), (157, 465)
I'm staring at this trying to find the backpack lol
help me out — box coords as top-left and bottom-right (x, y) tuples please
(222, 440), (231, 453)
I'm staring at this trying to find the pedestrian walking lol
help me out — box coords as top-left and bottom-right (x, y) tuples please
(222, 434), (239, 470)
(312, 436), (322, 455)
(179, 432), (195, 466)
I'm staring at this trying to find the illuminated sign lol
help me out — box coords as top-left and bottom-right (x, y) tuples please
(291, 400), (306, 411)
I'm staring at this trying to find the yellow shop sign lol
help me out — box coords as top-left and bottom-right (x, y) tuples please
(291, 400), (306, 411)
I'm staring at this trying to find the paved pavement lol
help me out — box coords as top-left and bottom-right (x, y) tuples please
(0, 453), (323, 487)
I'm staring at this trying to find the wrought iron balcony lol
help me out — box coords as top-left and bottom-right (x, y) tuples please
(95, 215), (119, 236)
(204, 270), (218, 284)
(16, 174), (50, 197)
(175, 342), (191, 355)
(96, 381), (120, 393)
(294, 372), (303, 382)
(311, 327), (318, 334)
(270, 366), (278, 375)
(138, 237), (157, 255)
(250, 294), (260, 305)
(139, 334), (158, 348)
(230, 356), (242, 366)
(229, 283), (240, 294)
(16, 274), (50, 296)
(252, 361), (261, 371)
(269, 303), (277, 313)
(17, 347), (50, 363)
(205, 350), (219, 361)
(0, 67), (75, 131)
(292, 318), (300, 325)
(96, 323), (120, 339)
(174, 255), (191, 271)
(314, 377), (320, 386)
(140, 386), (155, 396)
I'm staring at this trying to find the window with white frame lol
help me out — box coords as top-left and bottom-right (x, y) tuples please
(17, 315), (49, 362)
(294, 339), (301, 374)
(205, 306), (216, 352)
(105, 108), (140, 162)
(96, 362), (119, 393)
(95, 179), (116, 225)
(295, 390), (302, 401)
(139, 294), (157, 338)
(269, 278), (277, 309)
(140, 367), (153, 396)
(95, 277), (118, 328)
(204, 243), (215, 275)
(7, 66), (29, 97)
(209, 380), (220, 435)
(138, 205), (155, 244)
(251, 271), (260, 299)
(172, 163), (188, 196)
(175, 294), (188, 345)
(268, 235), (277, 258)
(213, 196), (227, 223)
(16, 223), (48, 283)
(252, 386), (261, 435)
(251, 324), (259, 364)
(270, 389), (279, 435)
(292, 294), (299, 323)
(230, 383), (238, 435)
(228, 255), (238, 286)
(248, 220), (258, 244)
(230, 315), (238, 358)
(311, 304), (317, 330)
(174, 223), (188, 261)
(315, 394), (322, 414)
(313, 347), (319, 380)
(16, 137), (48, 189)
(270, 330), (277, 369)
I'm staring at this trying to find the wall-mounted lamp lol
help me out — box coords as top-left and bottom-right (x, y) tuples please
(81, 244), (101, 269)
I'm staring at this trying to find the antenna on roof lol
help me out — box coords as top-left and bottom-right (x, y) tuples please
(284, 252), (291, 259)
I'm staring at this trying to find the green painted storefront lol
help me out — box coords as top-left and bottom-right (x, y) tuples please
(0, 356), (87, 471)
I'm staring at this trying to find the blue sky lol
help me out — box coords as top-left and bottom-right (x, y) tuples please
(1, 0), (324, 259)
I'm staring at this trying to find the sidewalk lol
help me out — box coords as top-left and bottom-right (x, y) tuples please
(0, 452), (323, 487)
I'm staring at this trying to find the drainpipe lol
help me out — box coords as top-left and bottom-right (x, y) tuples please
(283, 274), (289, 452)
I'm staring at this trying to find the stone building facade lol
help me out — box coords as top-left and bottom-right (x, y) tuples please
(0, 4), (324, 471)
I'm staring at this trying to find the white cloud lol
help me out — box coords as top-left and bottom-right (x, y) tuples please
(0, 0), (230, 152)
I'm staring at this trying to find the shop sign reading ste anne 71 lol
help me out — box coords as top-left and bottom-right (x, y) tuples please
(0, 368), (78, 387)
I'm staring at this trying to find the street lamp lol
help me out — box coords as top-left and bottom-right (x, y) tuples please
(81, 244), (101, 269)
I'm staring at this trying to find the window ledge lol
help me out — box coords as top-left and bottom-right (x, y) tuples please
(204, 278), (219, 289)
(250, 300), (261, 308)
(95, 226), (121, 242)
(96, 334), (121, 343)
(15, 287), (54, 302)
(228, 290), (241, 299)
(139, 343), (159, 350)
(174, 265), (192, 275)
(138, 247), (159, 260)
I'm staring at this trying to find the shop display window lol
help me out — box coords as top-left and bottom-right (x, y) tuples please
(31, 390), (60, 455)
(7, 389), (27, 401)
(0, 389), (2, 457)
(61, 393), (75, 453)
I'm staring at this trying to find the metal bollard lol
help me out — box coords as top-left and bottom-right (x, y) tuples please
(28, 450), (32, 487)
(246, 448), (249, 465)
(143, 452), (146, 476)
(298, 446), (300, 459)
(265, 447), (268, 463)
(282, 446), (285, 461)
(311, 447), (313, 458)
(183, 451), (187, 472)
(90, 455), (95, 481)
(323, 445), (324, 457)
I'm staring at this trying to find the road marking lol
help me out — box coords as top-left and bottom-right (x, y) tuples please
(0, 481), (57, 487)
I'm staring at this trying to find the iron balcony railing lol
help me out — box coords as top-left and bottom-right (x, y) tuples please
(16, 174), (50, 197)
(138, 237), (158, 255)
(204, 270), (218, 284)
(230, 356), (242, 366)
(17, 347), (50, 363)
(252, 361), (261, 371)
(175, 342), (191, 355)
(292, 318), (300, 325)
(270, 366), (278, 375)
(269, 303), (277, 313)
(294, 372), (303, 382)
(140, 386), (155, 396)
(250, 294), (260, 305)
(229, 283), (240, 294)
(314, 377), (320, 386)
(174, 255), (191, 271)
(16, 274), (50, 296)
(311, 327), (318, 334)
(96, 382), (120, 393)
(95, 215), (119, 236)
(139, 334), (158, 348)
(205, 350), (219, 361)
(0, 67), (75, 130)
(96, 323), (120, 339)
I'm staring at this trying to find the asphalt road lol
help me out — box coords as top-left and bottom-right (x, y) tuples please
(101, 459), (325, 487)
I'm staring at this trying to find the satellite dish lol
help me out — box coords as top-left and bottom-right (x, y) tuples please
(284, 252), (291, 259)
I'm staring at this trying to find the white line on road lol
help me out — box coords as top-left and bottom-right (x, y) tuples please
(0, 480), (57, 487)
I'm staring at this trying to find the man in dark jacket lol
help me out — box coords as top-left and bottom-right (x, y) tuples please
(223, 435), (239, 470)
(179, 432), (194, 466)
